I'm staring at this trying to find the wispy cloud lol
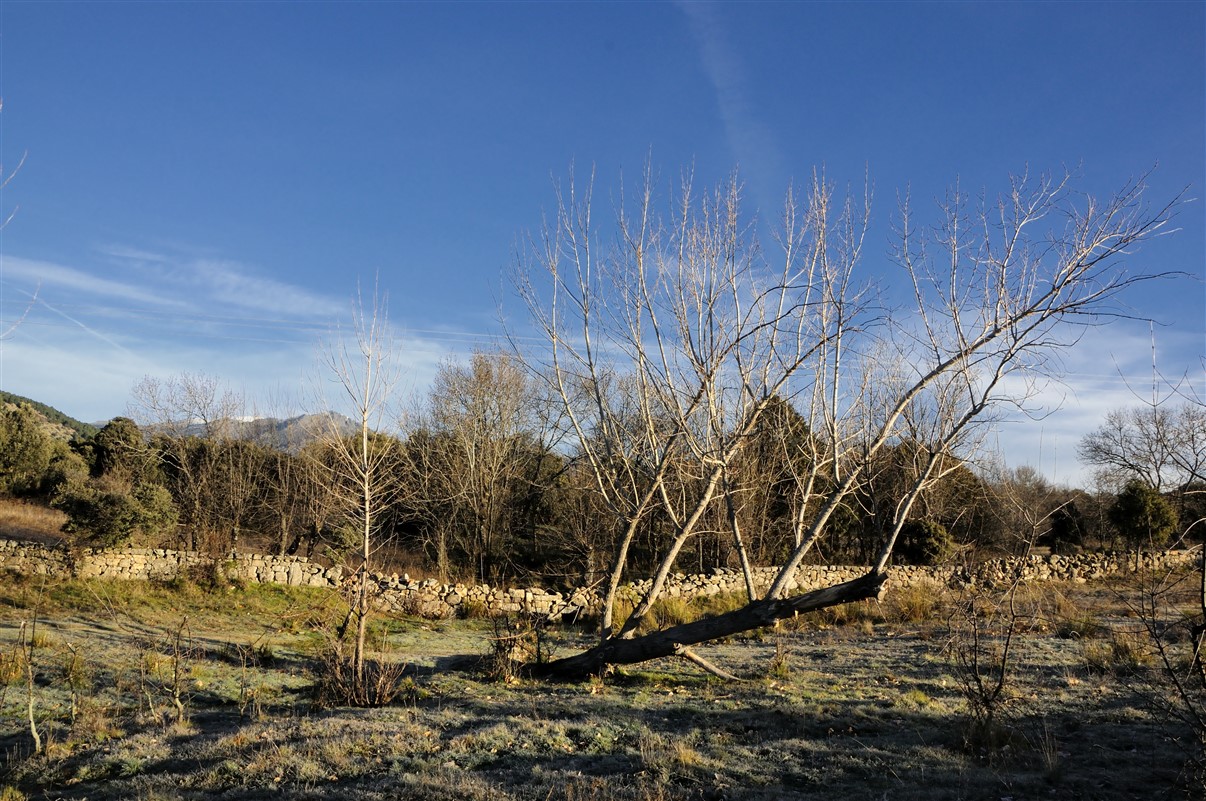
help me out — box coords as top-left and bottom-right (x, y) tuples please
(679, 2), (787, 215)
(94, 243), (174, 265)
(2, 256), (185, 308)
(0, 244), (475, 423)
(187, 259), (345, 318)
(94, 244), (346, 320)
(32, 295), (139, 356)
(987, 321), (1205, 486)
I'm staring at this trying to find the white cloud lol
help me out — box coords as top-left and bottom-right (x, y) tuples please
(94, 243), (173, 264)
(0, 243), (476, 424)
(983, 321), (1205, 486)
(1, 256), (185, 308)
(187, 259), (345, 318)
(0, 298), (464, 424)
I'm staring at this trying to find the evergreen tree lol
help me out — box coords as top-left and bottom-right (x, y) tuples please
(1108, 479), (1178, 549)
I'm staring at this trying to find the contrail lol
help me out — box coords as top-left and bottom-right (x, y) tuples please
(29, 291), (140, 358)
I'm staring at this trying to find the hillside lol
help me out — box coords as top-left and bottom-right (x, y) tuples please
(0, 391), (358, 454)
(0, 390), (99, 440)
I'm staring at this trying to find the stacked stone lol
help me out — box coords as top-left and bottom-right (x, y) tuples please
(73, 547), (189, 580)
(0, 538), (71, 575)
(0, 536), (1198, 621)
(371, 575), (582, 620)
(229, 553), (340, 587)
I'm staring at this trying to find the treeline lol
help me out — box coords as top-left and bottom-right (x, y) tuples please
(0, 355), (1199, 589)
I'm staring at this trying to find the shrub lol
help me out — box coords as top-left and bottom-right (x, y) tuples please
(1082, 630), (1154, 676)
(483, 615), (559, 680)
(817, 598), (884, 627)
(311, 640), (415, 708)
(946, 591), (1023, 756)
(1109, 480), (1177, 550)
(0, 404), (54, 496)
(884, 581), (946, 623)
(896, 519), (955, 566)
(54, 478), (177, 547)
(1047, 502), (1088, 554)
(1055, 613), (1105, 640)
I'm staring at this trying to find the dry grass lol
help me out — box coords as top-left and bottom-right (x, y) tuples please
(0, 499), (66, 545)
(1082, 630), (1155, 675)
(608, 590), (752, 637)
(0, 573), (1200, 800)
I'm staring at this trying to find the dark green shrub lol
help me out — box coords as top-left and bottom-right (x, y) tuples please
(0, 404), (54, 496)
(895, 519), (955, 565)
(1046, 501), (1088, 554)
(54, 479), (178, 547)
(1108, 479), (1177, 549)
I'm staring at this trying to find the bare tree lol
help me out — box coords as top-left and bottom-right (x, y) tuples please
(514, 165), (1178, 678)
(1078, 317), (1206, 553)
(408, 350), (561, 583)
(1080, 402), (1206, 493)
(129, 372), (248, 553)
(312, 285), (404, 683)
(985, 464), (1072, 554)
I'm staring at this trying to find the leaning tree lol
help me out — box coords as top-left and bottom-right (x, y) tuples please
(512, 165), (1178, 678)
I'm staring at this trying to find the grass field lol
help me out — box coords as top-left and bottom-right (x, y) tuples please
(0, 568), (1202, 800)
(0, 499), (68, 546)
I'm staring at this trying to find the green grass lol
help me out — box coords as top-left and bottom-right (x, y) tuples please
(0, 572), (341, 633)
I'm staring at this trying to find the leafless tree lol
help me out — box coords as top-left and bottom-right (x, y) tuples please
(432, 351), (531, 580)
(404, 350), (565, 583)
(1080, 402), (1206, 494)
(1079, 321), (1206, 552)
(1101, 377), (1206, 784)
(311, 285), (404, 683)
(129, 372), (248, 553)
(985, 464), (1071, 554)
(514, 165), (1178, 678)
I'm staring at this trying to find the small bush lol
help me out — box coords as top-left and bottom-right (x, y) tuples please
(946, 590), (1024, 759)
(647, 596), (696, 630)
(483, 615), (556, 681)
(459, 597), (490, 619)
(311, 641), (415, 708)
(1046, 502), (1088, 554)
(54, 479), (177, 548)
(1055, 613), (1105, 640)
(695, 590), (749, 618)
(817, 599), (884, 628)
(0, 647), (25, 685)
(1108, 480), (1178, 550)
(1082, 631), (1153, 676)
(766, 631), (791, 679)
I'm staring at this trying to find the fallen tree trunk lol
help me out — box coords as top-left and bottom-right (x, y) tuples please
(532, 570), (888, 680)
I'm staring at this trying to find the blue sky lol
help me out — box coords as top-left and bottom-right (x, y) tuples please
(0, 1), (1201, 486)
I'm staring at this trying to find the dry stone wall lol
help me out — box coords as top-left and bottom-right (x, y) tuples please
(0, 538), (341, 587)
(0, 537), (1196, 621)
(362, 550), (1200, 620)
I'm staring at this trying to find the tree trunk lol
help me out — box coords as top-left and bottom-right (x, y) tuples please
(532, 570), (888, 679)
